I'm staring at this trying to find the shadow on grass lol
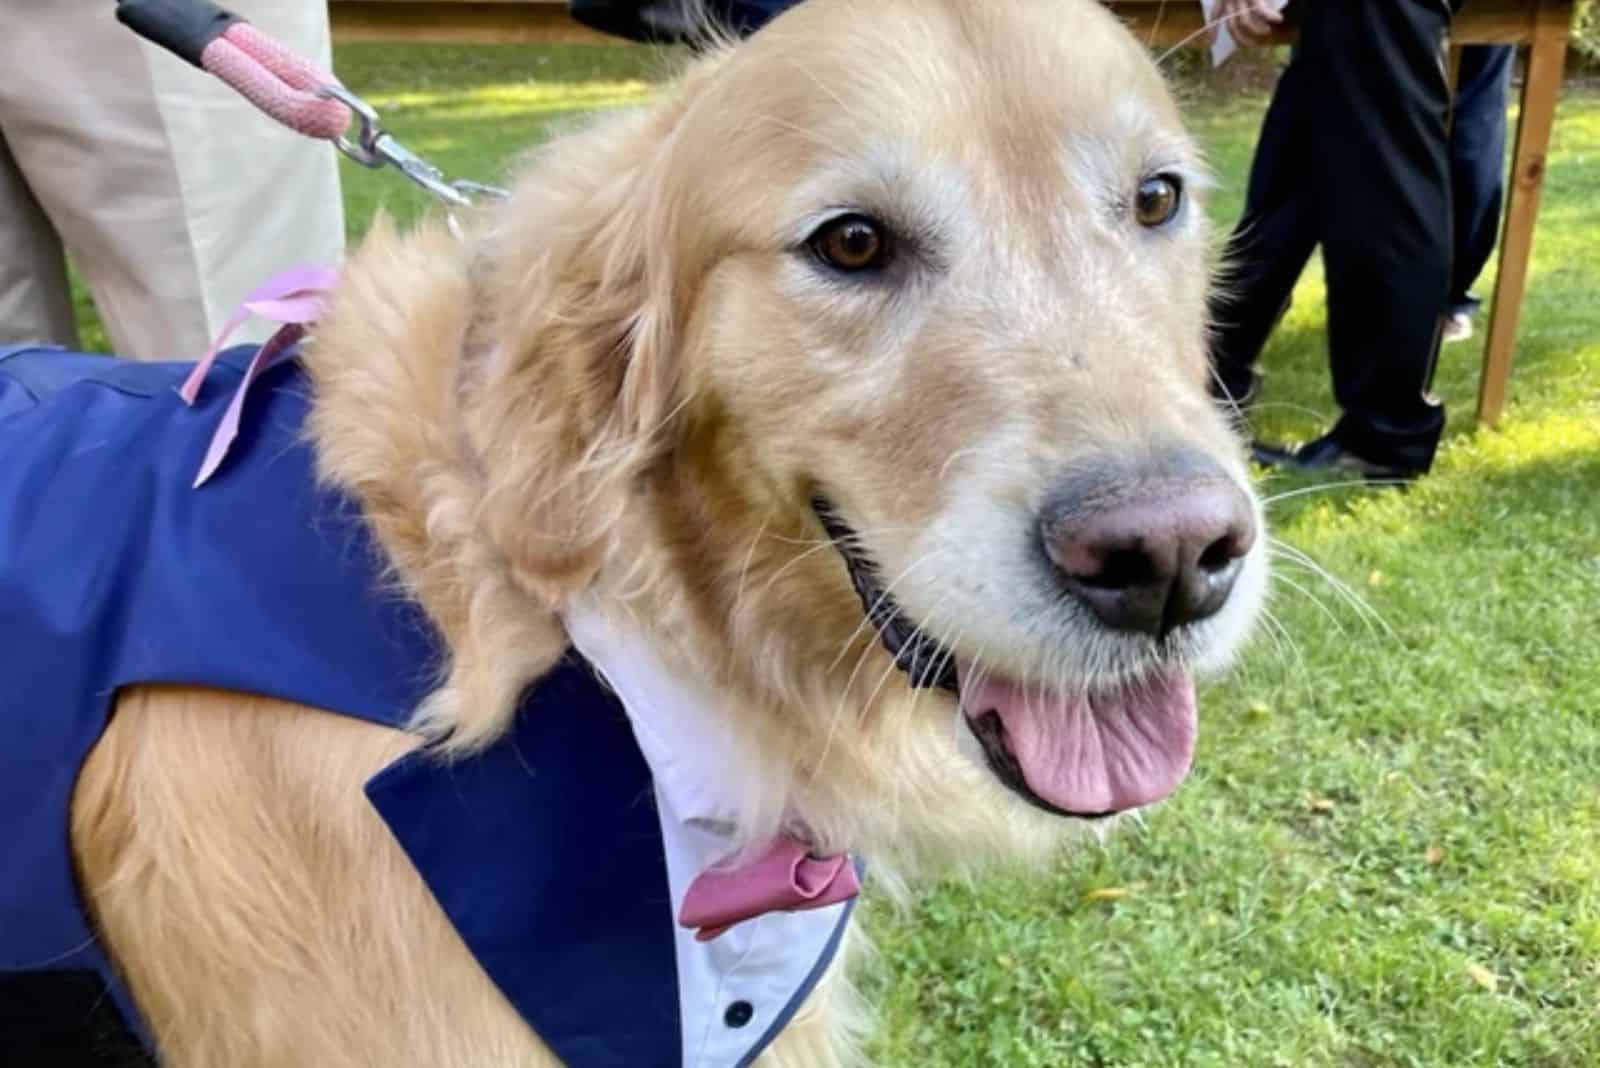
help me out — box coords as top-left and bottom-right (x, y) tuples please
(1258, 422), (1600, 528)
(334, 42), (670, 94)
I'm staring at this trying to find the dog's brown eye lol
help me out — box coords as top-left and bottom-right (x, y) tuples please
(1134, 175), (1182, 228)
(809, 214), (891, 272)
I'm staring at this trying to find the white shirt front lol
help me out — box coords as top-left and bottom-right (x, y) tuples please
(563, 601), (851, 1067)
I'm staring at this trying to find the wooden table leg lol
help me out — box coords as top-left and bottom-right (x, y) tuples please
(1476, 0), (1572, 426)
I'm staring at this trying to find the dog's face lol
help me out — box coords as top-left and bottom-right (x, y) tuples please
(609, 0), (1269, 827)
(454, 0), (1267, 844)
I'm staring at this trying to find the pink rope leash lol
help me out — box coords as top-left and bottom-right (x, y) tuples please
(199, 23), (349, 140)
(118, 1), (506, 205)
(111, 3), (511, 484)
(119, 1), (507, 206)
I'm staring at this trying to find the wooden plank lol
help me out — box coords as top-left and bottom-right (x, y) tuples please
(1099, 0), (1539, 47)
(328, 0), (1545, 46)
(1477, 0), (1573, 425)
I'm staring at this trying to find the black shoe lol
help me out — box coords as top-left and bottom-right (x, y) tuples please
(1250, 432), (1421, 484)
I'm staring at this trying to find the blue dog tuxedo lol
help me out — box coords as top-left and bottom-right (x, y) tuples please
(0, 344), (852, 1066)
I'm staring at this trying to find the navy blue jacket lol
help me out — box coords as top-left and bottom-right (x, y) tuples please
(0, 344), (838, 1066)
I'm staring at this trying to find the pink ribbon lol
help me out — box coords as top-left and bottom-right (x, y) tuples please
(180, 264), (338, 488)
(199, 23), (350, 140)
(679, 836), (860, 942)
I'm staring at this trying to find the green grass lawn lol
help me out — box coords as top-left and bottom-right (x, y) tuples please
(79, 43), (1600, 1066)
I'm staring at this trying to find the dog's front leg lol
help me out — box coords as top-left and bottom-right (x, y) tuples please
(72, 686), (561, 1068)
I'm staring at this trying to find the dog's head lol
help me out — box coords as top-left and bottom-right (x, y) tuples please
(443, 0), (1267, 857)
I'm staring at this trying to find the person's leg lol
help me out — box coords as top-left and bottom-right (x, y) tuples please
(1447, 44), (1514, 315)
(0, 129), (79, 350)
(721, 0), (802, 33)
(140, 0), (345, 351)
(1208, 52), (1321, 405)
(1301, 0), (1454, 474)
(0, 2), (211, 360)
(570, 0), (798, 41)
(0, 2), (341, 361)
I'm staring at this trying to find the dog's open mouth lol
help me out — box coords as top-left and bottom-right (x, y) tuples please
(814, 497), (1197, 819)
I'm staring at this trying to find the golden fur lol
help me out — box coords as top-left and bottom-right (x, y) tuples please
(70, 1), (1268, 1063)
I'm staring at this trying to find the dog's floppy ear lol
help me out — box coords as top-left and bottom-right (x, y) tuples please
(464, 73), (712, 607)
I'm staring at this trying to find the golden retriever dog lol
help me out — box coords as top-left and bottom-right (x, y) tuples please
(58, 0), (1268, 1063)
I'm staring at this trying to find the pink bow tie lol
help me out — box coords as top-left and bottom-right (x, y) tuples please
(679, 836), (860, 941)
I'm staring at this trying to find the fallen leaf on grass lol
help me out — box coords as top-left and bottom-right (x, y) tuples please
(1425, 845), (1445, 865)
(1465, 962), (1499, 991)
(1303, 792), (1336, 813)
(1085, 887), (1130, 902)
(1084, 883), (1146, 903)
(1367, 570), (1384, 587)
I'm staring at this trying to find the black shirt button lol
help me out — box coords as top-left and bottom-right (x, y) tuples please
(724, 1000), (754, 1028)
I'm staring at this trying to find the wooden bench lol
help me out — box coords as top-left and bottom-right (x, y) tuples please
(327, 0), (1576, 426)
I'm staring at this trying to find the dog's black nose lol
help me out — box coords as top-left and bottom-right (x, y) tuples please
(1040, 451), (1256, 638)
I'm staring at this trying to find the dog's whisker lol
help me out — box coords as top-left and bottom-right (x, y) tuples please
(850, 594), (969, 829)
(1145, 0), (1170, 51)
(766, 524), (924, 548)
(755, 524), (933, 601)
(731, 518), (773, 625)
(758, 539), (855, 597)
(814, 588), (951, 785)
(911, 614), (969, 724)
(1206, 361), (1250, 429)
(831, 549), (949, 688)
(857, 601), (985, 809)
(763, 535), (836, 549)
(1260, 478), (1415, 506)
(751, 112), (849, 155)
(781, 55), (869, 130)
(1254, 605), (1306, 675)
(853, 599), (951, 745)
(1156, 8), (1270, 67)
(811, 553), (953, 782)
(1265, 564), (1386, 638)
(1245, 400), (1336, 420)
(610, 548), (656, 603)
(936, 446), (986, 482)
(904, 629), (963, 732)
(1269, 571), (1350, 636)
(1267, 552), (1381, 628)
(1266, 538), (1393, 635)
(1253, 602), (1291, 650)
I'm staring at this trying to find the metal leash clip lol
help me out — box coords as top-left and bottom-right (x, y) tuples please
(317, 84), (510, 208)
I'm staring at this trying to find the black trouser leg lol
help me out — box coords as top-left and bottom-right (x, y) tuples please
(567, 0), (795, 41)
(1209, 54), (1321, 402)
(1448, 44), (1514, 311)
(1304, 0), (1454, 472)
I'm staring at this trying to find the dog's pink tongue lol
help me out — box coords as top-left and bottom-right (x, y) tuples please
(959, 668), (1197, 814)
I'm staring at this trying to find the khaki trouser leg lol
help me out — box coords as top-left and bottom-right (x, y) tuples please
(0, 2), (343, 360)
(0, 129), (79, 350)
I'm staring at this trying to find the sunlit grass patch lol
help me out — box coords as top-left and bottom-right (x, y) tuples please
(361, 80), (656, 119)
